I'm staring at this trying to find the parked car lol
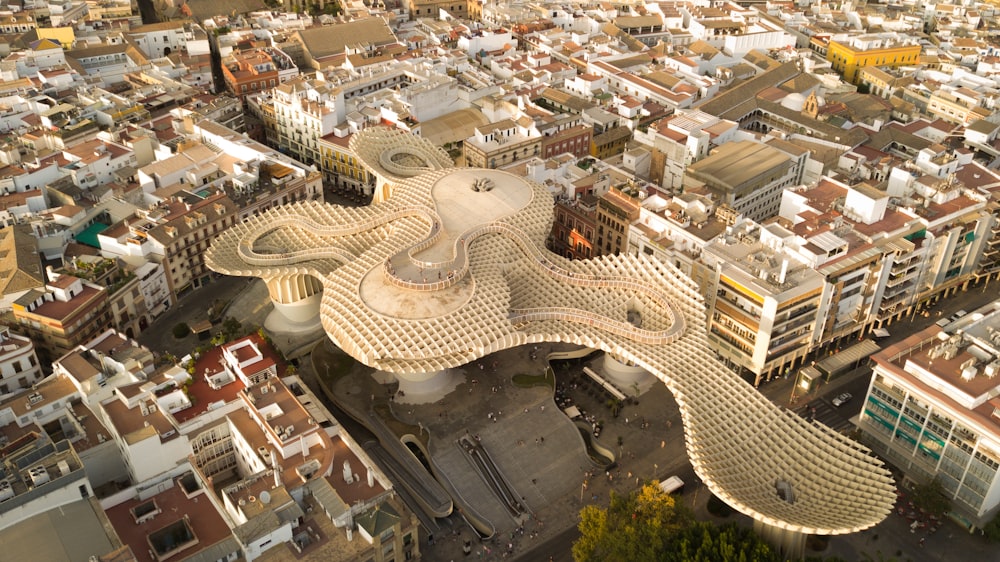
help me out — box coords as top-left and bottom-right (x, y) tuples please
(832, 392), (853, 407)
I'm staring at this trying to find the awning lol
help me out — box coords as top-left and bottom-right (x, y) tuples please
(872, 328), (890, 338)
(815, 339), (881, 376)
(564, 405), (581, 419)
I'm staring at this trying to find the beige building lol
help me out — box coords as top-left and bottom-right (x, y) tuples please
(596, 188), (641, 256)
(12, 272), (111, 362)
(463, 118), (542, 169)
(0, 224), (45, 311)
(269, 78), (345, 166)
(99, 192), (239, 297)
(698, 221), (826, 385)
(927, 88), (992, 126)
(687, 139), (802, 222)
(409, 0), (469, 19)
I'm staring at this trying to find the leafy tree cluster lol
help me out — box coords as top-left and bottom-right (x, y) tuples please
(909, 478), (951, 518)
(210, 317), (245, 345)
(572, 483), (781, 562)
(982, 512), (1000, 543)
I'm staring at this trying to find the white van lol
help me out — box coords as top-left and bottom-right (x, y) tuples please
(658, 476), (685, 495)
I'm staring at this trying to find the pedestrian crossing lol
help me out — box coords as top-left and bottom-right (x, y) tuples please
(798, 400), (855, 434)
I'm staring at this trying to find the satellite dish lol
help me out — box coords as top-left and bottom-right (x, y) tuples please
(260, 491), (271, 505)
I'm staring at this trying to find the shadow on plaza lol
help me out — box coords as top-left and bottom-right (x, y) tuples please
(306, 338), (690, 561)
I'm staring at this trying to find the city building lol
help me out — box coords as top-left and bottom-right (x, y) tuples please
(11, 272), (111, 362)
(628, 193), (731, 280)
(861, 303), (1000, 529)
(0, 428), (92, 532)
(222, 46), (298, 104)
(595, 188), (641, 256)
(0, 224), (45, 311)
(126, 21), (196, 59)
(686, 139), (801, 222)
(0, 325), (41, 396)
(463, 118), (542, 169)
(550, 195), (598, 260)
(633, 111), (739, 190)
(270, 78), (345, 166)
(698, 221), (826, 385)
(318, 130), (376, 199)
(98, 192), (239, 297)
(825, 35), (922, 85)
(59, 257), (153, 339)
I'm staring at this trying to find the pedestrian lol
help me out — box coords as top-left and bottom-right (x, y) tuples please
(661, 440), (665, 448)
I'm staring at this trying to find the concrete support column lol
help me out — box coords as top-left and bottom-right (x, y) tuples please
(603, 353), (656, 395)
(263, 274), (323, 332)
(753, 520), (807, 561)
(387, 369), (461, 404)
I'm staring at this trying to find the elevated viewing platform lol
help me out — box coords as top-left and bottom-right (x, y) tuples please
(206, 128), (896, 540)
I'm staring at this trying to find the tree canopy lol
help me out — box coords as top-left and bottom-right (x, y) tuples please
(909, 478), (951, 518)
(983, 511), (1000, 543)
(572, 483), (781, 562)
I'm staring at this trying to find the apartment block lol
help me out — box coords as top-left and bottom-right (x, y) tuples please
(464, 118), (542, 169)
(0, 325), (41, 396)
(550, 195), (598, 260)
(222, 46), (298, 103)
(270, 78), (346, 166)
(628, 192), (730, 278)
(699, 221), (825, 385)
(99, 192), (239, 297)
(595, 188), (640, 256)
(861, 305), (1000, 529)
(11, 272), (110, 362)
(318, 130), (376, 199)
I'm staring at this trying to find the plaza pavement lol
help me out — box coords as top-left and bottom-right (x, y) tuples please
(311, 336), (691, 562)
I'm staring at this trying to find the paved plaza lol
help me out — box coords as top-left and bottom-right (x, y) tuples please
(311, 337), (691, 561)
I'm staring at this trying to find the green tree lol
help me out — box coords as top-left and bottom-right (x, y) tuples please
(222, 316), (243, 340)
(983, 511), (1000, 543)
(573, 484), (783, 562)
(172, 322), (190, 339)
(573, 483), (689, 562)
(910, 478), (951, 518)
(667, 522), (780, 562)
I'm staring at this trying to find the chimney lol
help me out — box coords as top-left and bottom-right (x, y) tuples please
(779, 259), (789, 284)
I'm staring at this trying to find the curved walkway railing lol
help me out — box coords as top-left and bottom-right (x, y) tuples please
(234, 204), (686, 346)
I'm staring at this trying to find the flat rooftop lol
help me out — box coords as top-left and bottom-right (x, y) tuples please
(174, 344), (246, 424)
(0, 498), (115, 562)
(688, 140), (791, 191)
(105, 477), (232, 562)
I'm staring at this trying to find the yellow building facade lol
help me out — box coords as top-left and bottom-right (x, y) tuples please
(826, 39), (921, 84)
